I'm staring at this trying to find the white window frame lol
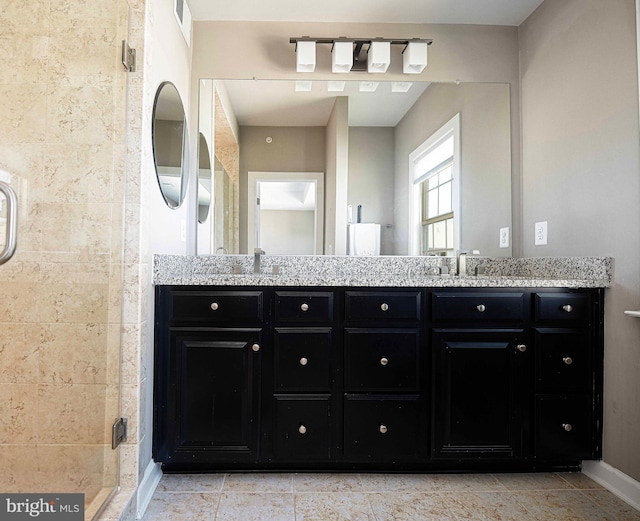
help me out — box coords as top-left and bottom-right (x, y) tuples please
(408, 113), (461, 256)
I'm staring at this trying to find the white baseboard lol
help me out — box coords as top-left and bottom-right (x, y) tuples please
(582, 460), (640, 511)
(135, 460), (163, 520)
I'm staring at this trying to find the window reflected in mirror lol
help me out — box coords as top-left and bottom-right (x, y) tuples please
(411, 113), (460, 256)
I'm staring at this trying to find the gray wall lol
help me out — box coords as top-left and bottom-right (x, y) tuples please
(260, 210), (315, 254)
(348, 127), (395, 254)
(520, 0), (640, 481)
(239, 126), (325, 252)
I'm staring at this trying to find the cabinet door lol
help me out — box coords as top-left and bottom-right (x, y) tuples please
(343, 395), (423, 461)
(168, 328), (262, 462)
(274, 395), (332, 460)
(344, 328), (420, 392)
(274, 328), (332, 391)
(534, 328), (592, 393)
(431, 329), (528, 460)
(535, 394), (594, 460)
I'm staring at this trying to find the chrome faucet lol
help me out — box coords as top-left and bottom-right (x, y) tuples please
(457, 251), (468, 277)
(254, 248), (265, 273)
(457, 250), (480, 277)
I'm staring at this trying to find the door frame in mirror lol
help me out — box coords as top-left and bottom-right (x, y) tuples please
(248, 171), (325, 255)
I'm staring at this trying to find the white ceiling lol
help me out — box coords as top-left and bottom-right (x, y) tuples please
(188, 0), (544, 26)
(221, 79), (431, 127)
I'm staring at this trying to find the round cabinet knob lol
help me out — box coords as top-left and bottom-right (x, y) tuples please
(562, 304), (573, 313)
(563, 356), (573, 365)
(476, 304), (486, 312)
(379, 424), (388, 434)
(380, 357), (389, 366)
(251, 343), (260, 352)
(517, 344), (527, 353)
(380, 303), (389, 312)
(299, 357), (308, 366)
(300, 303), (309, 312)
(210, 302), (219, 311)
(562, 423), (573, 432)
(298, 424), (307, 435)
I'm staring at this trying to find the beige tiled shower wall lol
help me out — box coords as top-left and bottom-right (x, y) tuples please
(0, 0), (133, 510)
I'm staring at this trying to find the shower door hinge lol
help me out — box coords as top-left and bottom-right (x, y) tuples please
(121, 40), (136, 72)
(112, 417), (128, 449)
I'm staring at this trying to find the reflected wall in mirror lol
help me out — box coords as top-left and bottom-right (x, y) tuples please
(197, 79), (240, 254)
(197, 132), (212, 223)
(214, 86), (240, 253)
(199, 79), (512, 256)
(152, 81), (188, 208)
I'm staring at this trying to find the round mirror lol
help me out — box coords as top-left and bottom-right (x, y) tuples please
(197, 132), (212, 223)
(152, 82), (188, 208)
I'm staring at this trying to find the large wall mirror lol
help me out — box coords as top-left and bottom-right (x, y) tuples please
(198, 79), (512, 257)
(152, 81), (188, 208)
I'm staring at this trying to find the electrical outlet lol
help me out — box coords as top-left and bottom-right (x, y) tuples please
(499, 227), (509, 248)
(535, 221), (548, 245)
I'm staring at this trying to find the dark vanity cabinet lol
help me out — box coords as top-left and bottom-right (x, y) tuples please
(271, 290), (335, 462)
(430, 292), (529, 461)
(533, 292), (601, 461)
(154, 285), (603, 472)
(343, 290), (425, 462)
(153, 289), (264, 465)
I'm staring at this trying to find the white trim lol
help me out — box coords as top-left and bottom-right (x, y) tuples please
(136, 460), (163, 520)
(582, 460), (640, 511)
(408, 113), (461, 255)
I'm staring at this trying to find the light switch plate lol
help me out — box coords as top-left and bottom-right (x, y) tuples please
(499, 227), (509, 248)
(535, 221), (548, 245)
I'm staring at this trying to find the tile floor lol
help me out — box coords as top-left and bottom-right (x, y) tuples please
(141, 471), (640, 520)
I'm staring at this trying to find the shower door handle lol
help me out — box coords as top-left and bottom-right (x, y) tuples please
(0, 181), (18, 266)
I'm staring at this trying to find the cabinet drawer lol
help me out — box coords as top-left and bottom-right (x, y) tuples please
(535, 394), (593, 459)
(534, 293), (591, 324)
(345, 291), (421, 322)
(172, 290), (263, 323)
(274, 328), (332, 391)
(432, 292), (524, 323)
(535, 329), (592, 393)
(344, 329), (419, 391)
(343, 395), (422, 460)
(274, 395), (331, 460)
(275, 291), (334, 323)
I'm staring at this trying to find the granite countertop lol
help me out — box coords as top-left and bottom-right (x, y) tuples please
(153, 255), (612, 289)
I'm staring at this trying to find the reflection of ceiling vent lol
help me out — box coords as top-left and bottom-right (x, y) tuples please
(174, 0), (192, 48)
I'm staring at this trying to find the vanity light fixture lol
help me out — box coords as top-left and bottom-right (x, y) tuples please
(359, 81), (379, 92)
(392, 81), (413, 93)
(295, 80), (313, 92)
(295, 40), (316, 72)
(367, 40), (391, 73)
(327, 80), (346, 92)
(403, 40), (429, 74)
(332, 40), (353, 73)
(290, 37), (432, 74)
